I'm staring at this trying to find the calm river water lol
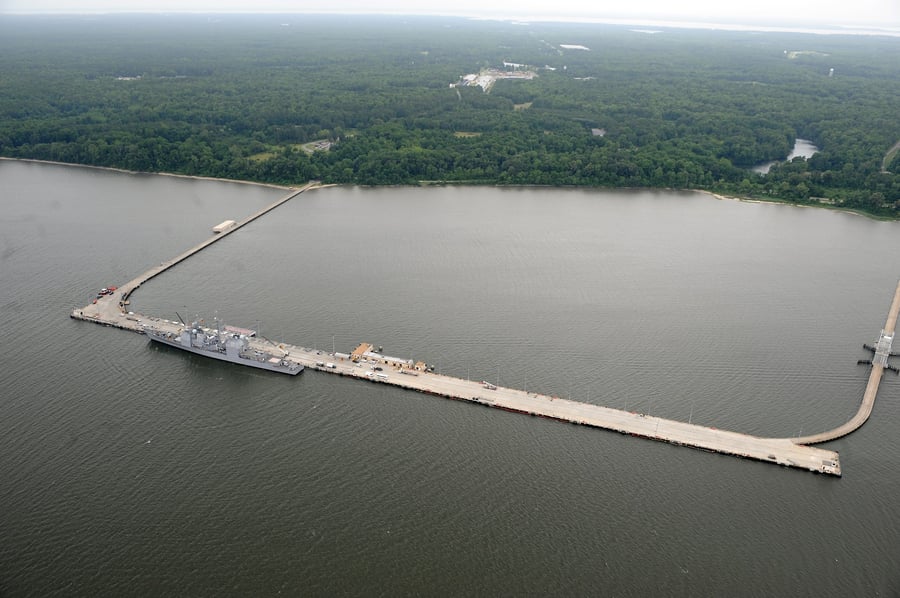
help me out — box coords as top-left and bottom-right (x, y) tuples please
(1, 160), (899, 597)
(752, 138), (819, 174)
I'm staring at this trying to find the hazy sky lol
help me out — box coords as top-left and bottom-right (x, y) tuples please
(2, 0), (898, 28)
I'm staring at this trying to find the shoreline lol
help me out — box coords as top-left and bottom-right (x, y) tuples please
(2, 157), (892, 220)
(696, 189), (894, 221)
(0, 157), (296, 191)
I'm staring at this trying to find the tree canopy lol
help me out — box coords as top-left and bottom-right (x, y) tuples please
(1, 14), (898, 216)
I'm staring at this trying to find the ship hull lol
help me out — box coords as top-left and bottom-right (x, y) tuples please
(149, 333), (304, 376)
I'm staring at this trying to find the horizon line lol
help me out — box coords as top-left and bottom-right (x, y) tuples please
(2, 11), (899, 37)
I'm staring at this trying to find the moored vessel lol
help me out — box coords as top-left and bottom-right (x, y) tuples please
(148, 320), (303, 375)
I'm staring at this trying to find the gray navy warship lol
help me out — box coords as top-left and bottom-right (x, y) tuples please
(148, 320), (304, 375)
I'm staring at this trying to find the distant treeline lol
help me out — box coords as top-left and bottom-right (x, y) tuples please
(1, 14), (898, 216)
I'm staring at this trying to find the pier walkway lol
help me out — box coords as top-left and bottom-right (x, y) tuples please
(792, 279), (900, 445)
(72, 182), (316, 329)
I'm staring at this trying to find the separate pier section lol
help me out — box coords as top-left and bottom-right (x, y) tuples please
(793, 278), (900, 445)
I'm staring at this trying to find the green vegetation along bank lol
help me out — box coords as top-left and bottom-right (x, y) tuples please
(1, 14), (898, 216)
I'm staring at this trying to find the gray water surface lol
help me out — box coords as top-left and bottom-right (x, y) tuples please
(2, 161), (899, 597)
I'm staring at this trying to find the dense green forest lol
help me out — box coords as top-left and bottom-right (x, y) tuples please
(1, 14), (899, 216)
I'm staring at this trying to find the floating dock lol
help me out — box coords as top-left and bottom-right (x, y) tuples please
(71, 181), (900, 477)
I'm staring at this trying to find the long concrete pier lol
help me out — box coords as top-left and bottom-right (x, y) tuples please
(71, 181), (899, 477)
(89, 312), (844, 475)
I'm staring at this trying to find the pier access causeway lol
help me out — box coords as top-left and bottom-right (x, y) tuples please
(72, 183), (900, 477)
